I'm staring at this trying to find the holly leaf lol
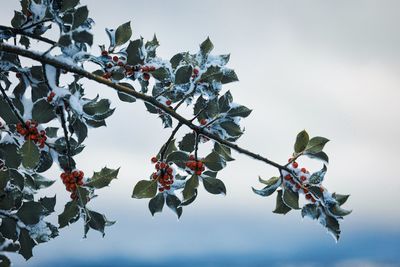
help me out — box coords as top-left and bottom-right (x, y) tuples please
(175, 65), (192, 84)
(282, 188), (300, 209)
(301, 204), (321, 220)
(148, 193), (164, 216)
(115, 21), (132, 46)
(252, 176), (281, 197)
(203, 151), (226, 172)
(166, 151), (189, 169)
(132, 180), (157, 199)
(32, 99), (56, 123)
(294, 130), (309, 153)
(182, 175), (199, 201)
(85, 167), (119, 189)
(179, 133), (196, 153)
(16, 201), (45, 225)
(58, 200), (80, 228)
(166, 194), (182, 218)
(309, 165), (327, 184)
(18, 229), (36, 260)
(202, 177), (226, 195)
(200, 37), (214, 56)
(273, 190), (291, 214)
(332, 193), (350, 206)
(305, 136), (329, 154)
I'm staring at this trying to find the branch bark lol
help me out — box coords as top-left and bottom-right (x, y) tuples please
(0, 42), (289, 172)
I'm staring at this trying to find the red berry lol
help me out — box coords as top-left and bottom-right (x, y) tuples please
(200, 119), (207, 125)
(288, 157), (293, 163)
(143, 73), (150, 81)
(101, 50), (108, 56)
(300, 176), (307, 182)
(166, 100), (172, 106)
(292, 162), (299, 168)
(311, 198), (316, 203)
(303, 188), (309, 194)
(295, 184), (301, 189)
(167, 168), (173, 174)
(189, 155), (195, 160)
(16, 73), (22, 78)
(165, 185), (171, 190)
(284, 174), (291, 180)
(196, 170), (202, 175)
(301, 168), (307, 173)
(155, 163), (160, 170)
(160, 162), (167, 169)
(112, 56), (119, 62)
(305, 194), (312, 200)
(151, 157), (158, 163)
(117, 61), (124, 67)
(159, 188), (165, 192)
(193, 68), (199, 75)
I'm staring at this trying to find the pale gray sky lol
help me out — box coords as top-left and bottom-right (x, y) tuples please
(1, 0), (400, 265)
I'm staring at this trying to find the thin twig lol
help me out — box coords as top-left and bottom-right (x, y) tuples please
(160, 122), (183, 161)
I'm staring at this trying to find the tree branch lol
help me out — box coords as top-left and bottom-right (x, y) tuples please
(0, 43), (289, 172)
(0, 25), (56, 46)
(160, 122), (183, 161)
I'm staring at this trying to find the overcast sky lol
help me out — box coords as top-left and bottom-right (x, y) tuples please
(1, 0), (400, 266)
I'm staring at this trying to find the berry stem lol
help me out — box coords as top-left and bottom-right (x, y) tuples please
(160, 122), (183, 161)
(58, 105), (73, 171)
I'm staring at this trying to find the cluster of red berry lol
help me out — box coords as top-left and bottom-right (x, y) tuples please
(60, 170), (84, 199)
(151, 157), (174, 192)
(284, 159), (318, 203)
(47, 91), (56, 102)
(191, 67), (200, 79)
(16, 120), (47, 148)
(185, 155), (205, 175)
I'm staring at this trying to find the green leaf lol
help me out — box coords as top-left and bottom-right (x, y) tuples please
(170, 53), (184, 69)
(32, 99), (56, 123)
(71, 117), (88, 144)
(179, 133), (196, 153)
(220, 121), (242, 137)
(294, 130), (309, 153)
(19, 35), (30, 49)
(0, 217), (17, 241)
(227, 105), (252, 118)
(273, 190), (291, 214)
(203, 177), (226, 195)
(148, 193), (164, 216)
(214, 143), (234, 161)
(20, 140), (40, 169)
(308, 186), (324, 199)
(182, 175), (199, 201)
(85, 209), (115, 237)
(175, 65), (193, 84)
(309, 165), (327, 184)
(126, 39), (143, 66)
(332, 193), (350, 206)
(76, 186), (90, 205)
(39, 195), (56, 214)
(72, 30), (93, 46)
(304, 151), (329, 163)
(166, 151), (188, 169)
(282, 188), (300, 209)
(30, 173), (56, 190)
(58, 34), (72, 47)
(305, 136), (330, 154)
(132, 180), (157, 199)
(301, 204), (320, 220)
(323, 214), (341, 241)
(72, 6), (88, 29)
(203, 151), (226, 172)
(35, 151), (53, 173)
(0, 255), (10, 266)
(252, 177), (281, 197)
(151, 68), (170, 81)
(16, 201), (45, 225)
(329, 204), (352, 217)
(85, 167), (119, 189)
(115, 21), (132, 46)
(83, 99), (110, 115)
(0, 97), (19, 124)
(11, 11), (25, 28)
(60, 0), (79, 11)
(44, 127), (58, 138)
(200, 37), (214, 55)
(200, 66), (223, 83)
(0, 143), (22, 168)
(166, 194), (182, 218)
(58, 200), (80, 228)
(117, 91), (136, 103)
(221, 69), (239, 84)
(18, 229), (35, 260)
